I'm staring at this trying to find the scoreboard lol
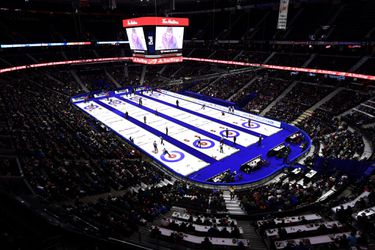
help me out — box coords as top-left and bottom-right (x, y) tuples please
(123, 17), (189, 64)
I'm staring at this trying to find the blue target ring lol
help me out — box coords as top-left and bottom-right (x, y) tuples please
(111, 100), (122, 105)
(193, 139), (215, 149)
(220, 130), (240, 138)
(160, 150), (185, 162)
(84, 104), (99, 111)
(130, 96), (141, 101)
(242, 121), (261, 129)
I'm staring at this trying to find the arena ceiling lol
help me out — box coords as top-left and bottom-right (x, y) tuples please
(0, 0), (335, 13)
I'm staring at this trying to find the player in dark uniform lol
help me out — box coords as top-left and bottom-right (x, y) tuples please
(163, 148), (171, 157)
(153, 141), (158, 153)
(220, 136), (224, 145)
(258, 135), (262, 146)
(197, 136), (202, 147)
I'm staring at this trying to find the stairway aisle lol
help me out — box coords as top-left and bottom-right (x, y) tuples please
(105, 69), (121, 88)
(223, 191), (246, 216)
(237, 220), (268, 250)
(292, 87), (343, 125)
(261, 81), (297, 115)
(228, 76), (259, 101)
(70, 70), (89, 92)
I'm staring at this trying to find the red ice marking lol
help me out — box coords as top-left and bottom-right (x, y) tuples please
(169, 154), (176, 158)
(201, 142), (207, 146)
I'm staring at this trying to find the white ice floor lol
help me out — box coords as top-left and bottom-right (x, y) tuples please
(74, 91), (284, 177)
(100, 97), (239, 159)
(143, 91), (281, 136)
(120, 95), (259, 147)
(76, 101), (208, 176)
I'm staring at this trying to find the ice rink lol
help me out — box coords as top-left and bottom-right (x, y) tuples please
(119, 95), (259, 147)
(99, 97), (240, 159)
(72, 89), (298, 182)
(151, 90), (282, 136)
(76, 101), (209, 176)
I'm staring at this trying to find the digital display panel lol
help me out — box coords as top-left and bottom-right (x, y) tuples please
(155, 26), (184, 51)
(126, 27), (147, 51)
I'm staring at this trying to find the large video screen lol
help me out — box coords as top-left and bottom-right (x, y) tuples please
(126, 27), (147, 51)
(155, 26), (184, 50)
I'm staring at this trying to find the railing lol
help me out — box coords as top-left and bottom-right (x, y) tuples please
(1, 56), (374, 80)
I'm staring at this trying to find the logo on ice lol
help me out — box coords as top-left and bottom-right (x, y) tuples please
(162, 18), (179, 25)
